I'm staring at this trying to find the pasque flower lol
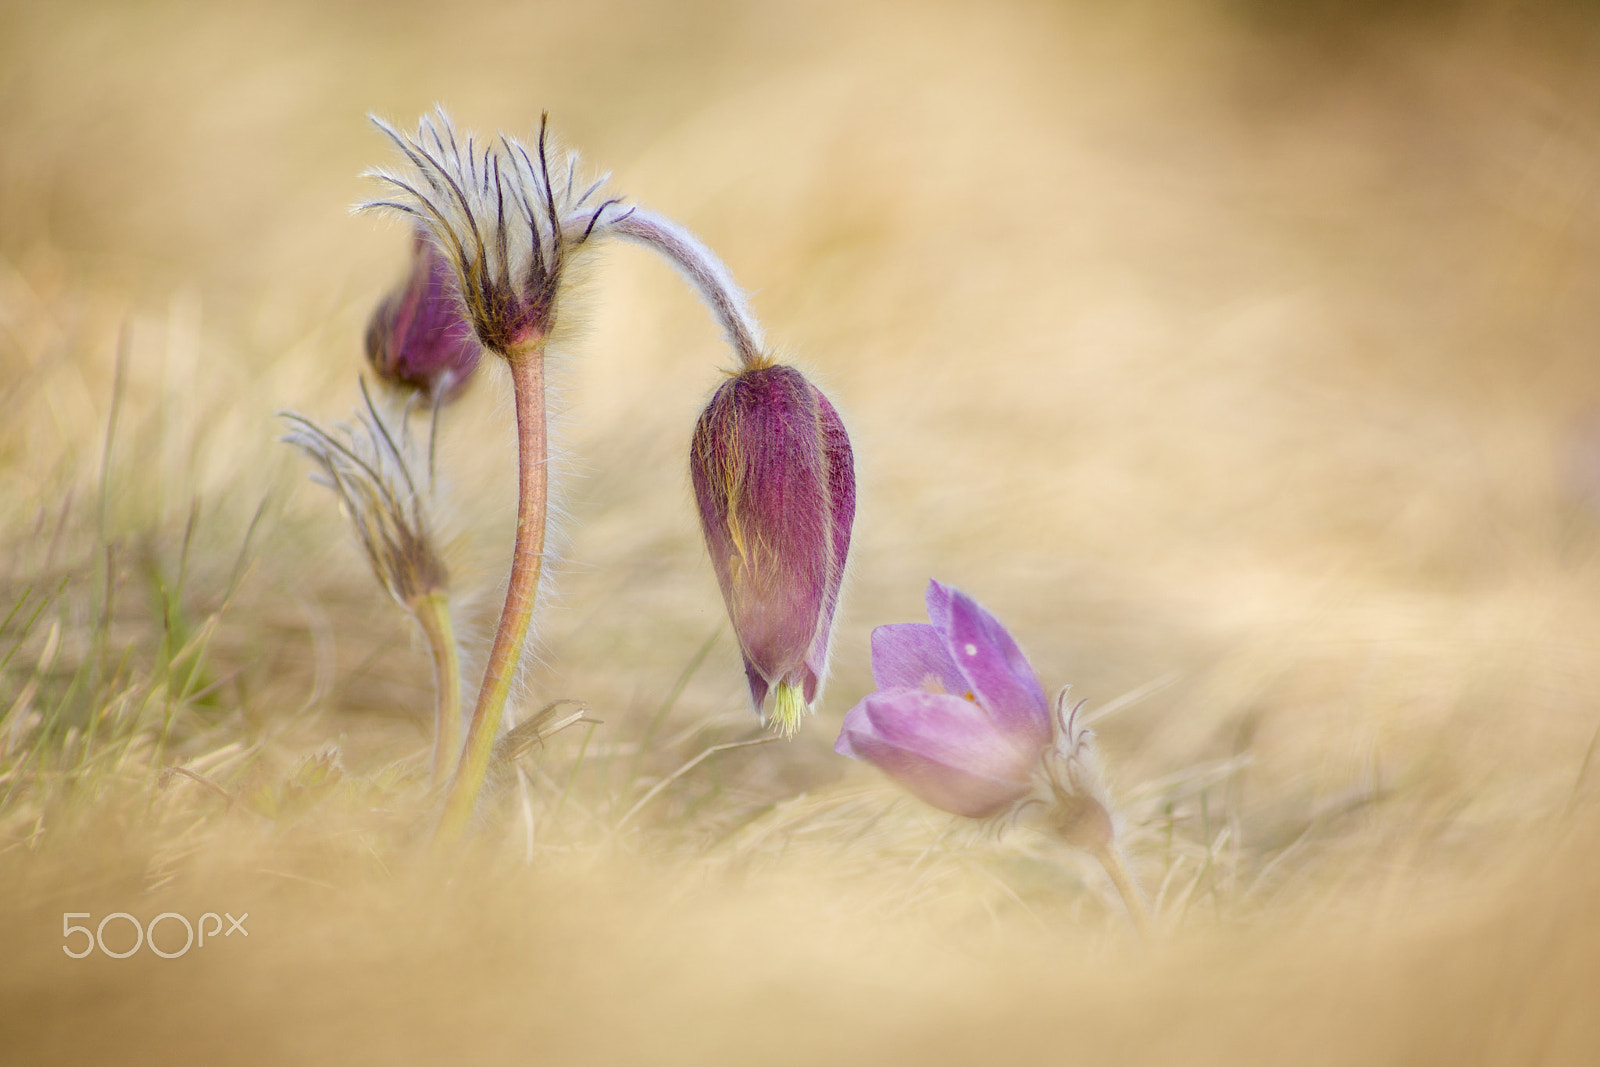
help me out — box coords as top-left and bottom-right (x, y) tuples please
(837, 580), (1149, 935)
(835, 580), (1050, 816)
(604, 206), (855, 738)
(281, 384), (449, 609)
(363, 108), (623, 358)
(362, 109), (626, 840)
(691, 363), (855, 737)
(365, 227), (482, 403)
(282, 384), (463, 786)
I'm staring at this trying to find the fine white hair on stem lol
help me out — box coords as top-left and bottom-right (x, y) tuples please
(359, 107), (627, 354)
(610, 207), (767, 369)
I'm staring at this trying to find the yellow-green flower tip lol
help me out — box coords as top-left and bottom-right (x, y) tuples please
(769, 681), (810, 739)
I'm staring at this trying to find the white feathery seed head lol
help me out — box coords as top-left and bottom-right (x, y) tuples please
(360, 108), (631, 357)
(281, 381), (450, 609)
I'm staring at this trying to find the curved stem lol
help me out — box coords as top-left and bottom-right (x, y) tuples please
(1094, 842), (1154, 944)
(412, 591), (462, 788)
(610, 208), (766, 369)
(436, 348), (548, 842)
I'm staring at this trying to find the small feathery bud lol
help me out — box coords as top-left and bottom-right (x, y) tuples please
(361, 109), (626, 360)
(283, 385), (468, 787)
(281, 384), (449, 608)
(1037, 690), (1116, 853)
(366, 227), (483, 403)
(691, 364), (855, 737)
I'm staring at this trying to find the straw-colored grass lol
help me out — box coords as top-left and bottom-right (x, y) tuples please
(4, 0), (1600, 1062)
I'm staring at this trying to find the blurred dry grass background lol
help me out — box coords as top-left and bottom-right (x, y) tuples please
(5, 0), (1600, 1062)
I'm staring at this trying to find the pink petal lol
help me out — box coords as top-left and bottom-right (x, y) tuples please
(941, 588), (1051, 750)
(869, 623), (966, 696)
(860, 688), (1039, 787)
(836, 690), (1034, 818)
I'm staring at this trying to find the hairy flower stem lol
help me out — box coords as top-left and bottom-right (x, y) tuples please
(1091, 842), (1153, 944)
(411, 592), (462, 788)
(437, 347), (549, 842)
(611, 209), (766, 369)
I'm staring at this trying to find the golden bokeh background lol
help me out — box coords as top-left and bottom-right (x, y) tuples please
(4, 0), (1600, 1062)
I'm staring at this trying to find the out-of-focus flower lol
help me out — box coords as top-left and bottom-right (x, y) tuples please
(691, 363), (855, 737)
(362, 109), (625, 359)
(281, 385), (449, 608)
(836, 580), (1149, 936)
(834, 579), (1050, 816)
(282, 384), (465, 785)
(1036, 690), (1115, 853)
(366, 227), (482, 403)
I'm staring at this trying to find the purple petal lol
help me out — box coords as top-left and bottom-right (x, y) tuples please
(798, 663), (820, 704)
(802, 390), (856, 694)
(869, 623), (966, 696)
(861, 688), (1039, 787)
(941, 588), (1051, 750)
(925, 578), (956, 634)
(835, 690), (1035, 818)
(742, 656), (770, 712)
(834, 710), (868, 759)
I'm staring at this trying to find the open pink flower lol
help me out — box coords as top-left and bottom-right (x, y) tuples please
(834, 580), (1051, 817)
(838, 582), (1151, 936)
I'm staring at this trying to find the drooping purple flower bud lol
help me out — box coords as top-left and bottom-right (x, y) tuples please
(365, 228), (483, 403)
(834, 580), (1052, 817)
(691, 362), (855, 737)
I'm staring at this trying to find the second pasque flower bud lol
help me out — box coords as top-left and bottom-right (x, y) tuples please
(690, 363), (855, 737)
(365, 228), (483, 403)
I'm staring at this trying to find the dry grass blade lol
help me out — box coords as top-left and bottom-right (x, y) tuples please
(614, 735), (780, 832)
(493, 700), (598, 765)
